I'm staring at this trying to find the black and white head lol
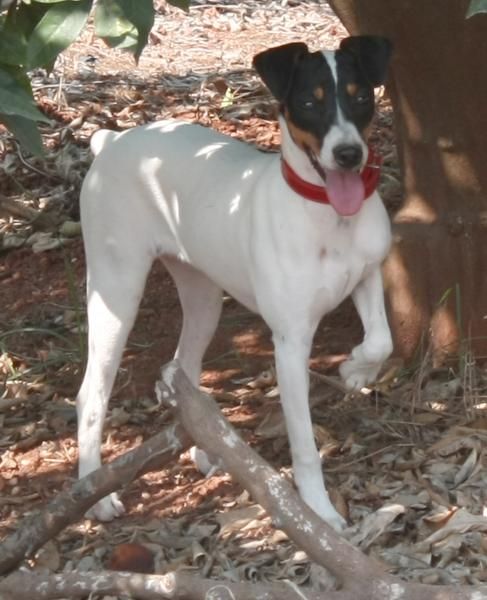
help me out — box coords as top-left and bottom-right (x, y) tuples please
(253, 36), (392, 216)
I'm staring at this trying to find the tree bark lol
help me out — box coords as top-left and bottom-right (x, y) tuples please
(329, 0), (487, 360)
(0, 569), (327, 600)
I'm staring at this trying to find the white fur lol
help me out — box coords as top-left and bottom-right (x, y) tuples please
(77, 114), (392, 530)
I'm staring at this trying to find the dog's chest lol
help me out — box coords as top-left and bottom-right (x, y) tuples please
(290, 206), (388, 315)
(313, 230), (368, 306)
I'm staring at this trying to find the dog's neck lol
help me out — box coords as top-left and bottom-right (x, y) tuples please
(278, 114), (324, 187)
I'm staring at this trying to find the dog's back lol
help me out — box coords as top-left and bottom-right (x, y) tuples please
(81, 120), (280, 307)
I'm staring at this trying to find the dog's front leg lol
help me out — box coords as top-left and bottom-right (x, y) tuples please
(340, 267), (393, 390)
(273, 331), (346, 531)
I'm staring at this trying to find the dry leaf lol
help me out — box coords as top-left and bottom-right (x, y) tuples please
(217, 505), (266, 538)
(414, 412), (443, 425)
(453, 448), (479, 487)
(191, 540), (208, 567)
(349, 503), (406, 550)
(422, 378), (461, 403)
(255, 405), (285, 438)
(429, 429), (480, 456)
(423, 506), (457, 527)
(416, 508), (487, 552)
(247, 368), (275, 389)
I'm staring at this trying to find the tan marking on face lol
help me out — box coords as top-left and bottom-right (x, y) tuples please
(346, 82), (358, 96)
(313, 86), (325, 101)
(283, 108), (321, 156)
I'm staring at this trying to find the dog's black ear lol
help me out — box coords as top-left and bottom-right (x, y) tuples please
(339, 36), (392, 87)
(253, 42), (309, 101)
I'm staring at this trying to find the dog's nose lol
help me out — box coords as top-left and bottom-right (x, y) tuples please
(333, 144), (363, 169)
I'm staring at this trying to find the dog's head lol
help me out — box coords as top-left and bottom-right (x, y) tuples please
(253, 36), (392, 215)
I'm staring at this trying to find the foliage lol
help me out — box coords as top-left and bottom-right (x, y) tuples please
(466, 0), (487, 17)
(0, 0), (189, 156)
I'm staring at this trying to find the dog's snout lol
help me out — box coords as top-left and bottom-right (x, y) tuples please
(333, 144), (363, 169)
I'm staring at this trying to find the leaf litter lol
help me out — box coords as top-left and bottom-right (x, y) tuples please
(1, 0), (487, 595)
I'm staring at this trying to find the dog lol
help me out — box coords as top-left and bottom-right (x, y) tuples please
(76, 36), (393, 531)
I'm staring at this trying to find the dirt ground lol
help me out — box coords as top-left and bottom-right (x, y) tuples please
(1, 0), (487, 593)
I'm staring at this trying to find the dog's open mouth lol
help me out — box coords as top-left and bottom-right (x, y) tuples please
(305, 147), (365, 217)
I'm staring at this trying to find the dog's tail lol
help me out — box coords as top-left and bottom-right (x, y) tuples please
(90, 129), (117, 157)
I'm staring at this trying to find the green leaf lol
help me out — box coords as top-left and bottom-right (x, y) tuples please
(95, 0), (154, 61)
(0, 63), (35, 94)
(27, 0), (93, 69)
(0, 67), (49, 122)
(166, 0), (190, 11)
(466, 0), (487, 17)
(94, 1), (136, 50)
(0, 113), (44, 156)
(96, 12), (136, 50)
(4, 1), (50, 42)
(0, 28), (27, 66)
(117, 0), (154, 60)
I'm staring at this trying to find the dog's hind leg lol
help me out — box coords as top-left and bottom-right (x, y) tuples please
(163, 257), (223, 386)
(162, 257), (223, 474)
(77, 249), (153, 521)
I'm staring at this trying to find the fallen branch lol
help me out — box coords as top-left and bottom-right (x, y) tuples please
(0, 396), (30, 411)
(155, 361), (487, 600)
(0, 421), (192, 575)
(157, 362), (381, 586)
(0, 568), (326, 600)
(0, 194), (56, 229)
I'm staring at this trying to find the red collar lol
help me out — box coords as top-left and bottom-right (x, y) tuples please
(281, 147), (382, 205)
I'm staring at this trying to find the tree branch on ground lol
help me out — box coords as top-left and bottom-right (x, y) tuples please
(0, 420), (192, 575)
(0, 194), (56, 230)
(0, 568), (327, 600)
(156, 362), (378, 586)
(154, 362), (487, 600)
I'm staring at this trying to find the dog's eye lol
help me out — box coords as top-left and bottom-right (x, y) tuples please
(300, 99), (315, 110)
(355, 92), (371, 105)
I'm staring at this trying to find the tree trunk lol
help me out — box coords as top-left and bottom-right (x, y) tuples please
(329, 0), (487, 361)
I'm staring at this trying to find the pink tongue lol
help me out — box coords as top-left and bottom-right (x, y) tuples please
(325, 170), (365, 216)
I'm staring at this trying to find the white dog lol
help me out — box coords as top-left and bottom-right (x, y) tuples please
(77, 36), (393, 531)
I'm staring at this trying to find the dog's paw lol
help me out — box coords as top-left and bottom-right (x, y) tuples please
(339, 340), (391, 391)
(318, 506), (347, 533)
(294, 461), (347, 532)
(190, 446), (223, 477)
(301, 492), (347, 532)
(325, 510), (347, 533)
(86, 493), (125, 522)
(339, 357), (380, 391)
